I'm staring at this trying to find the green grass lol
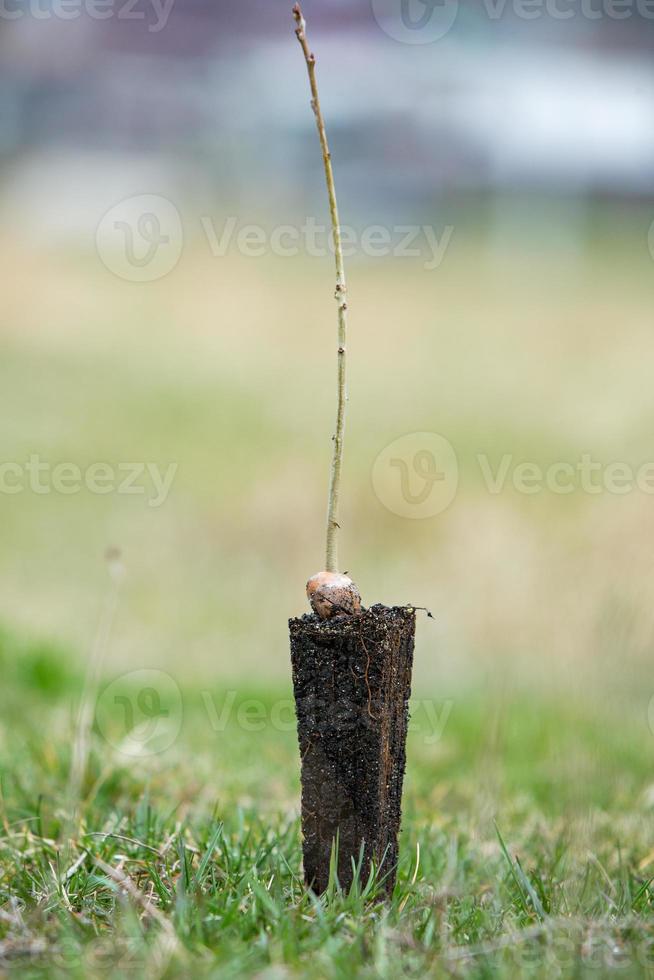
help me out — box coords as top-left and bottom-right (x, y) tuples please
(2, 632), (654, 978)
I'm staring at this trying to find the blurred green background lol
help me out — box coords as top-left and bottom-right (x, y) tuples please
(2, 205), (653, 708)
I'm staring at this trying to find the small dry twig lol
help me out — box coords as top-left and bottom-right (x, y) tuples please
(61, 549), (124, 870)
(293, 3), (349, 574)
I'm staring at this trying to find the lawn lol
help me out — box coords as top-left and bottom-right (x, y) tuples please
(1, 629), (654, 978)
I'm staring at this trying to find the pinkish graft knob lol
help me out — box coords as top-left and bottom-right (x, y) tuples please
(306, 571), (362, 620)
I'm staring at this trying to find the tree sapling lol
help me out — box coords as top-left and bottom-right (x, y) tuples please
(288, 3), (417, 897)
(291, 3), (361, 622)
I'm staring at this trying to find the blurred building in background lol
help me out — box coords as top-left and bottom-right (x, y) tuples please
(1, 0), (653, 243)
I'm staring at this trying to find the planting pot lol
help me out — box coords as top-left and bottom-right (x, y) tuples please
(289, 604), (416, 895)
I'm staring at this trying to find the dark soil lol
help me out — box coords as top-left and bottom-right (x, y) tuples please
(289, 604), (416, 895)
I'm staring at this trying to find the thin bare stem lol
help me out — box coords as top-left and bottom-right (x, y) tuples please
(293, 2), (348, 574)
